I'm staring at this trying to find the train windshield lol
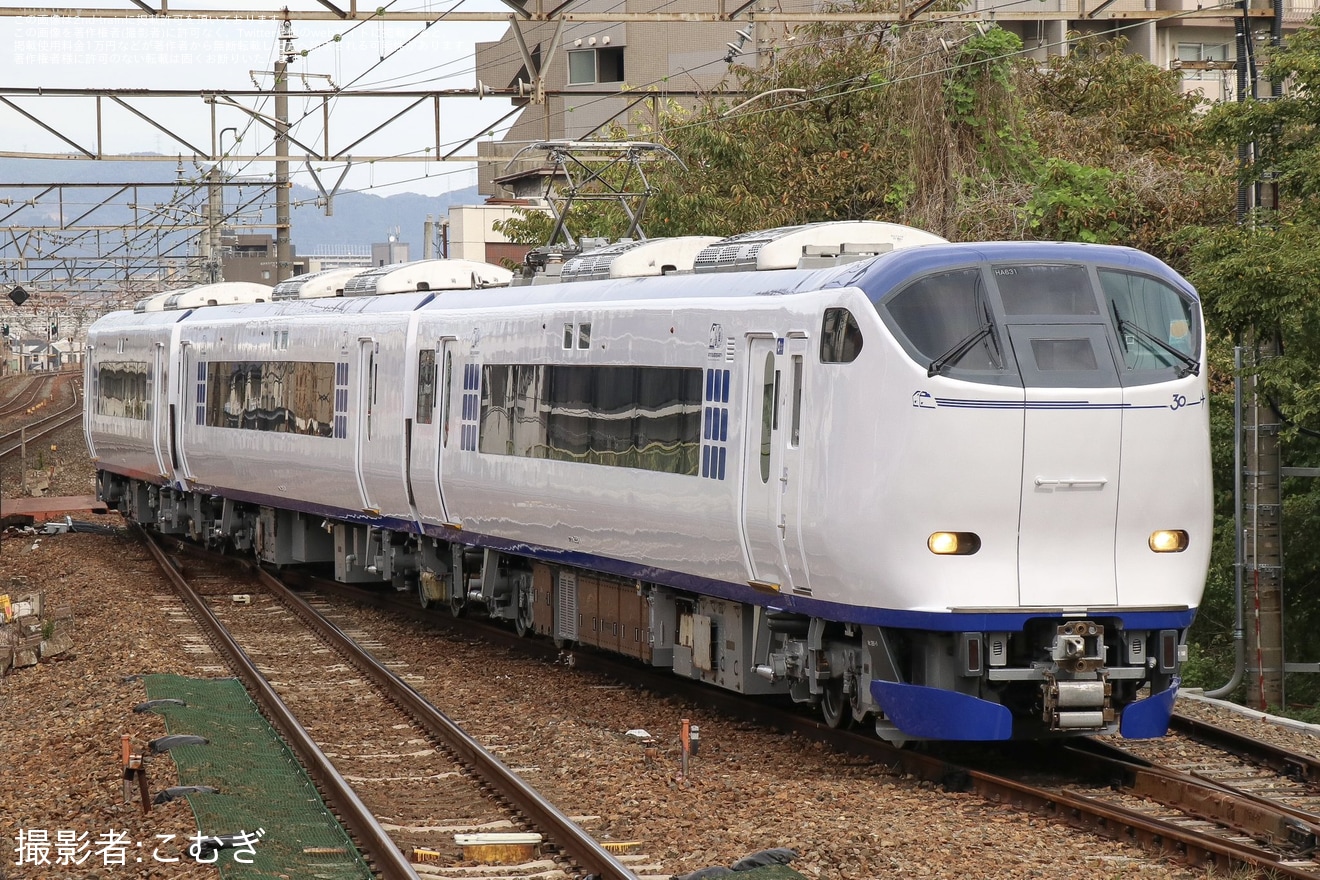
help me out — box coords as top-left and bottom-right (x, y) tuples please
(1098, 269), (1200, 375)
(882, 268), (1009, 385)
(877, 262), (1200, 387)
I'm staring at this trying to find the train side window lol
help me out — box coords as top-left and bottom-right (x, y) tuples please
(96, 361), (151, 420)
(563, 323), (574, 349)
(202, 361), (336, 435)
(820, 309), (863, 363)
(481, 363), (701, 474)
(790, 355), (803, 448)
(578, 322), (592, 349)
(367, 352), (377, 440)
(759, 352), (776, 483)
(416, 349), (436, 425)
(442, 352), (453, 447)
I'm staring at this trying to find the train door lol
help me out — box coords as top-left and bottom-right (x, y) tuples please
(354, 337), (378, 511)
(740, 335), (792, 590)
(1007, 324), (1121, 606)
(780, 335), (811, 593)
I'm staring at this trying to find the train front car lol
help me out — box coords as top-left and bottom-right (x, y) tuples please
(804, 242), (1210, 742)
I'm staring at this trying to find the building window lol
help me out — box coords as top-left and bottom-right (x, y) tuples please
(1177, 42), (1228, 81)
(568, 47), (624, 85)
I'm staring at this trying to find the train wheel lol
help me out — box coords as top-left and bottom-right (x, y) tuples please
(449, 595), (466, 618)
(514, 591), (534, 638)
(819, 680), (852, 729)
(418, 581), (433, 610)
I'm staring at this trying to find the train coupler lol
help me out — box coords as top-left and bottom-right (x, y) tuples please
(1043, 674), (1114, 730)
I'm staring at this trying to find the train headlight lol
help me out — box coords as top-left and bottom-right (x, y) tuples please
(928, 532), (981, 555)
(1148, 530), (1189, 553)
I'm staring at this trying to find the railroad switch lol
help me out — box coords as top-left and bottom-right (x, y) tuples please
(120, 734), (151, 814)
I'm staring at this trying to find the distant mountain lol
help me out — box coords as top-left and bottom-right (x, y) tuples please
(290, 188), (480, 251)
(0, 157), (480, 254)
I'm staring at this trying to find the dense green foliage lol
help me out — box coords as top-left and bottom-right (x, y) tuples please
(499, 17), (1231, 259)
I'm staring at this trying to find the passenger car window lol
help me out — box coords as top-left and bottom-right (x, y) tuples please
(820, 308), (863, 363)
(416, 349), (436, 424)
(1099, 269), (1199, 374)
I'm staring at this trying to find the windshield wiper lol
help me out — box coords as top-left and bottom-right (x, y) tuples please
(1111, 303), (1199, 377)
(928, 323), (994, 378)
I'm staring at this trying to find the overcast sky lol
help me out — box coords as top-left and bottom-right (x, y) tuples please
(0, 2), (515, 198)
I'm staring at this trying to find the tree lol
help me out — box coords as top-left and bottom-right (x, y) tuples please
(644, 19), (1035, 239)
(1003, 37), (1230, 259)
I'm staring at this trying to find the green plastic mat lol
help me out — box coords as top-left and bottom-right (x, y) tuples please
(142, 674), (373, 879)
(735, 867), (810, 880)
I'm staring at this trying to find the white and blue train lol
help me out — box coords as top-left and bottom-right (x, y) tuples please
(84, 222), (1211, 742)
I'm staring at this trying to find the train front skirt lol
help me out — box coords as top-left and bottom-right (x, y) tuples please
(870, 677), (1181, 741)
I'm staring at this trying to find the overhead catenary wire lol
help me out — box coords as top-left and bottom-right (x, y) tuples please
(293, 0), (1228, 199)
(4, 0), (1246, 273)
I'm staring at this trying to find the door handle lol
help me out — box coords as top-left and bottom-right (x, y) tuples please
(1034, 478), (1108, 488)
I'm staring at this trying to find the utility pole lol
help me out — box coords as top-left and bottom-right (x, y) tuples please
(1237, 0), (1285, 710)
(274, 19), (295, 283)
(1245, 341), (1284, 709)
(204, 165), (223, 283)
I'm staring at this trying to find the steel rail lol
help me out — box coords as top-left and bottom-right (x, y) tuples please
(1171, 711), (1320, 785)
(1064, 737), (1320, 853)
(253, 565), (638, 880)
(0, 406), (83, 459)
(133, 526), (421, 880)
(0, 376), (51, 418)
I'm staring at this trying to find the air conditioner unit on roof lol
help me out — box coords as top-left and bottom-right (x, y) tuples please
(559, 236), (723, 282)
(692, 221), (947, 273)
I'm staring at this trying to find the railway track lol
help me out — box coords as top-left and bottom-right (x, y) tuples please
(0, 373), (57, 419)
(278, 566), (1320, 879)
(0, 375), (81, 460)
(144, 531), (1320, 879)
(136, 527), (641, 880)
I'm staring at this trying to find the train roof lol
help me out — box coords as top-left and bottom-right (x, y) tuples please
(101, 240), (1196, 328)
(833, 241), (1200, 304)
(404, 240), (1197, 313)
